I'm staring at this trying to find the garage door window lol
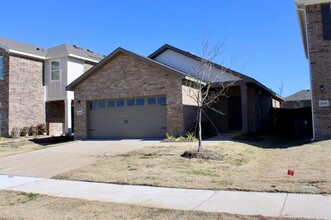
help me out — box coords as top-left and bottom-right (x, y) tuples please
(108, 100), (115, 107)
(127, 99), (135, 106)
(117, 100), (124, 107)
(158, 97), (167, 105)
(137, 98), (145, 106)
(89, 102), (97, 109)
(98, 101), (106, 108)
(147, 98), (156, 105)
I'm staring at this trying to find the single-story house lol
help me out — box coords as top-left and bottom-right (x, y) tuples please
(67, 45), (283, 139)
(282, 89), (311, 109)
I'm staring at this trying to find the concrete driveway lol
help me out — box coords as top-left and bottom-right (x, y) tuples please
(0, 140), (160, 178)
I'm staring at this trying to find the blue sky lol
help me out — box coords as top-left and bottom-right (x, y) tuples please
(1, 0), (308, 97)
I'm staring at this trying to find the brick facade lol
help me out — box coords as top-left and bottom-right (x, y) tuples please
(306, 4), (331, 139)
(0, 51), (45, 137)
(8, 55), (45, 133)
(74, 52), (184, 139)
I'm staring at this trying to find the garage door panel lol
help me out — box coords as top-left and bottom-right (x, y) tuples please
(88, 97), (167, 139)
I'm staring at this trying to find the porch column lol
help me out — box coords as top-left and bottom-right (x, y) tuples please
(64, 98), (72, 134)
(240, 82), (249, 132)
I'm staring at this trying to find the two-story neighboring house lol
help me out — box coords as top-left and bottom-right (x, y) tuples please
(0, 38), (103, 137)
(296, 0), (331, 140)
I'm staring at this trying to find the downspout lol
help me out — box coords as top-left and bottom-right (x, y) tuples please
(297, 5), (316, 141)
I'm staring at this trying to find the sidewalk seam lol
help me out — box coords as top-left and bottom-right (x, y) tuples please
(2, 178), (46, 191)
(279, 193), (289, 217)
(192, 191), (217, 210)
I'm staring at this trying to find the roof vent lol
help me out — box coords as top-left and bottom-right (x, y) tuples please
(87, 49), (93, 53)
(73, 45), (80, 49)
(36, 48), (40, 51)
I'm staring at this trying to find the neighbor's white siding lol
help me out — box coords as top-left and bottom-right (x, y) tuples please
(67, 58), (85, 100)
(154, 49), (241, 82)
(45, 57), (68, 101)
(46, 57), (85, 101)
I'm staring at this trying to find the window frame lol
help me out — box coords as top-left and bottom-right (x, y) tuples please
(50, 60), (60, 81)
(321, 3), (331, 40)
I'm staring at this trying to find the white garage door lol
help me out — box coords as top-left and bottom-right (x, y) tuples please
(88, 96), (167, 139)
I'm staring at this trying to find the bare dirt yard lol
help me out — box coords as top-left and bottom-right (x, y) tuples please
(55, 138), (331, 194)
(0, 190), (297, 220)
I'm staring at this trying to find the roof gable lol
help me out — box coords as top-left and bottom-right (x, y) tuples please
(66, 47), (189, 91)
(149, 44), (284, 100)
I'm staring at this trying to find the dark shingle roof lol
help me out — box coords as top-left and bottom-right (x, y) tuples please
(285, 90), (311, 101)
(0, 38), (103, 62)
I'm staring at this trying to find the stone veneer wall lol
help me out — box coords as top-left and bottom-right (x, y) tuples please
(306, 4), (331, 139)
(0, 48), (9, 136)
(8, 55), (45, 133)
(74, 53), (184, 139)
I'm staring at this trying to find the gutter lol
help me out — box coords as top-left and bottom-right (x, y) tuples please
(296, 5), (315, 141)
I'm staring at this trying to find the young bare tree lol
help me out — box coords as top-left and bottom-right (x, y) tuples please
(184, 38), (236, 152)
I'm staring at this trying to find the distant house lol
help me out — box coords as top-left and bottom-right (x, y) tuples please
(0, 38), (103, 137)
(296, 0), (331, 140)
(67, 45), (283, 140)
(282, 90), (311, 109)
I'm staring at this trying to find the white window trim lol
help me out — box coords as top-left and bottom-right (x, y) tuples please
(50, 60), (61, 81)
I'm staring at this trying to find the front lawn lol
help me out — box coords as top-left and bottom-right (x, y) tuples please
(0, 190), (291, 220)
(0, 139), (46, 158)
(55, 139), (331, 194)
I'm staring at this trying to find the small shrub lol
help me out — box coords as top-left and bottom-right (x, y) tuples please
(185, 132), (197, 142)
(20, 127), (30, 136)
(29, 126), (38, 138)
(164, 133), (176, 142)
(11, 127), (20, 139)
(36, 123), (46, 135)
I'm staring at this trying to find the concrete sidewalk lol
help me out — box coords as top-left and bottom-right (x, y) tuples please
(1, 175), (330, 219)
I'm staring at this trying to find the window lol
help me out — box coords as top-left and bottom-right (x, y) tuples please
(322, 4), (331, 40)
(147, 97), (156, 105)
(0, 56), (3, 79)
(117, 100), (124, 107)
(89, 102), (97, 109)
(158, 97), (167, 105)
(136, 98), (145, 106)
(127, 99), (135, 106)
(108, 100), (115, 107)
(98, 101), (106, 108)
(51, 61), (60, 80)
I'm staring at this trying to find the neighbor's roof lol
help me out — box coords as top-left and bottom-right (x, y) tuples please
(295, 0), (331, 6)
(0, 37), (47, 59)
(149, 44), (284, 101)
(66, 47), (197, 91)
(0, 37), (103, 62)
(285, 89), (311, 101)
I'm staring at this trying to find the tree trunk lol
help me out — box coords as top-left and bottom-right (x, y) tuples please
(198, 106), (202, 152)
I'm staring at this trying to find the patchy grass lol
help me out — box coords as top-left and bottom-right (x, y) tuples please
(55, 140), (331, 194)
(0, 190), (296, 220)
(0, 139), (47, 158)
